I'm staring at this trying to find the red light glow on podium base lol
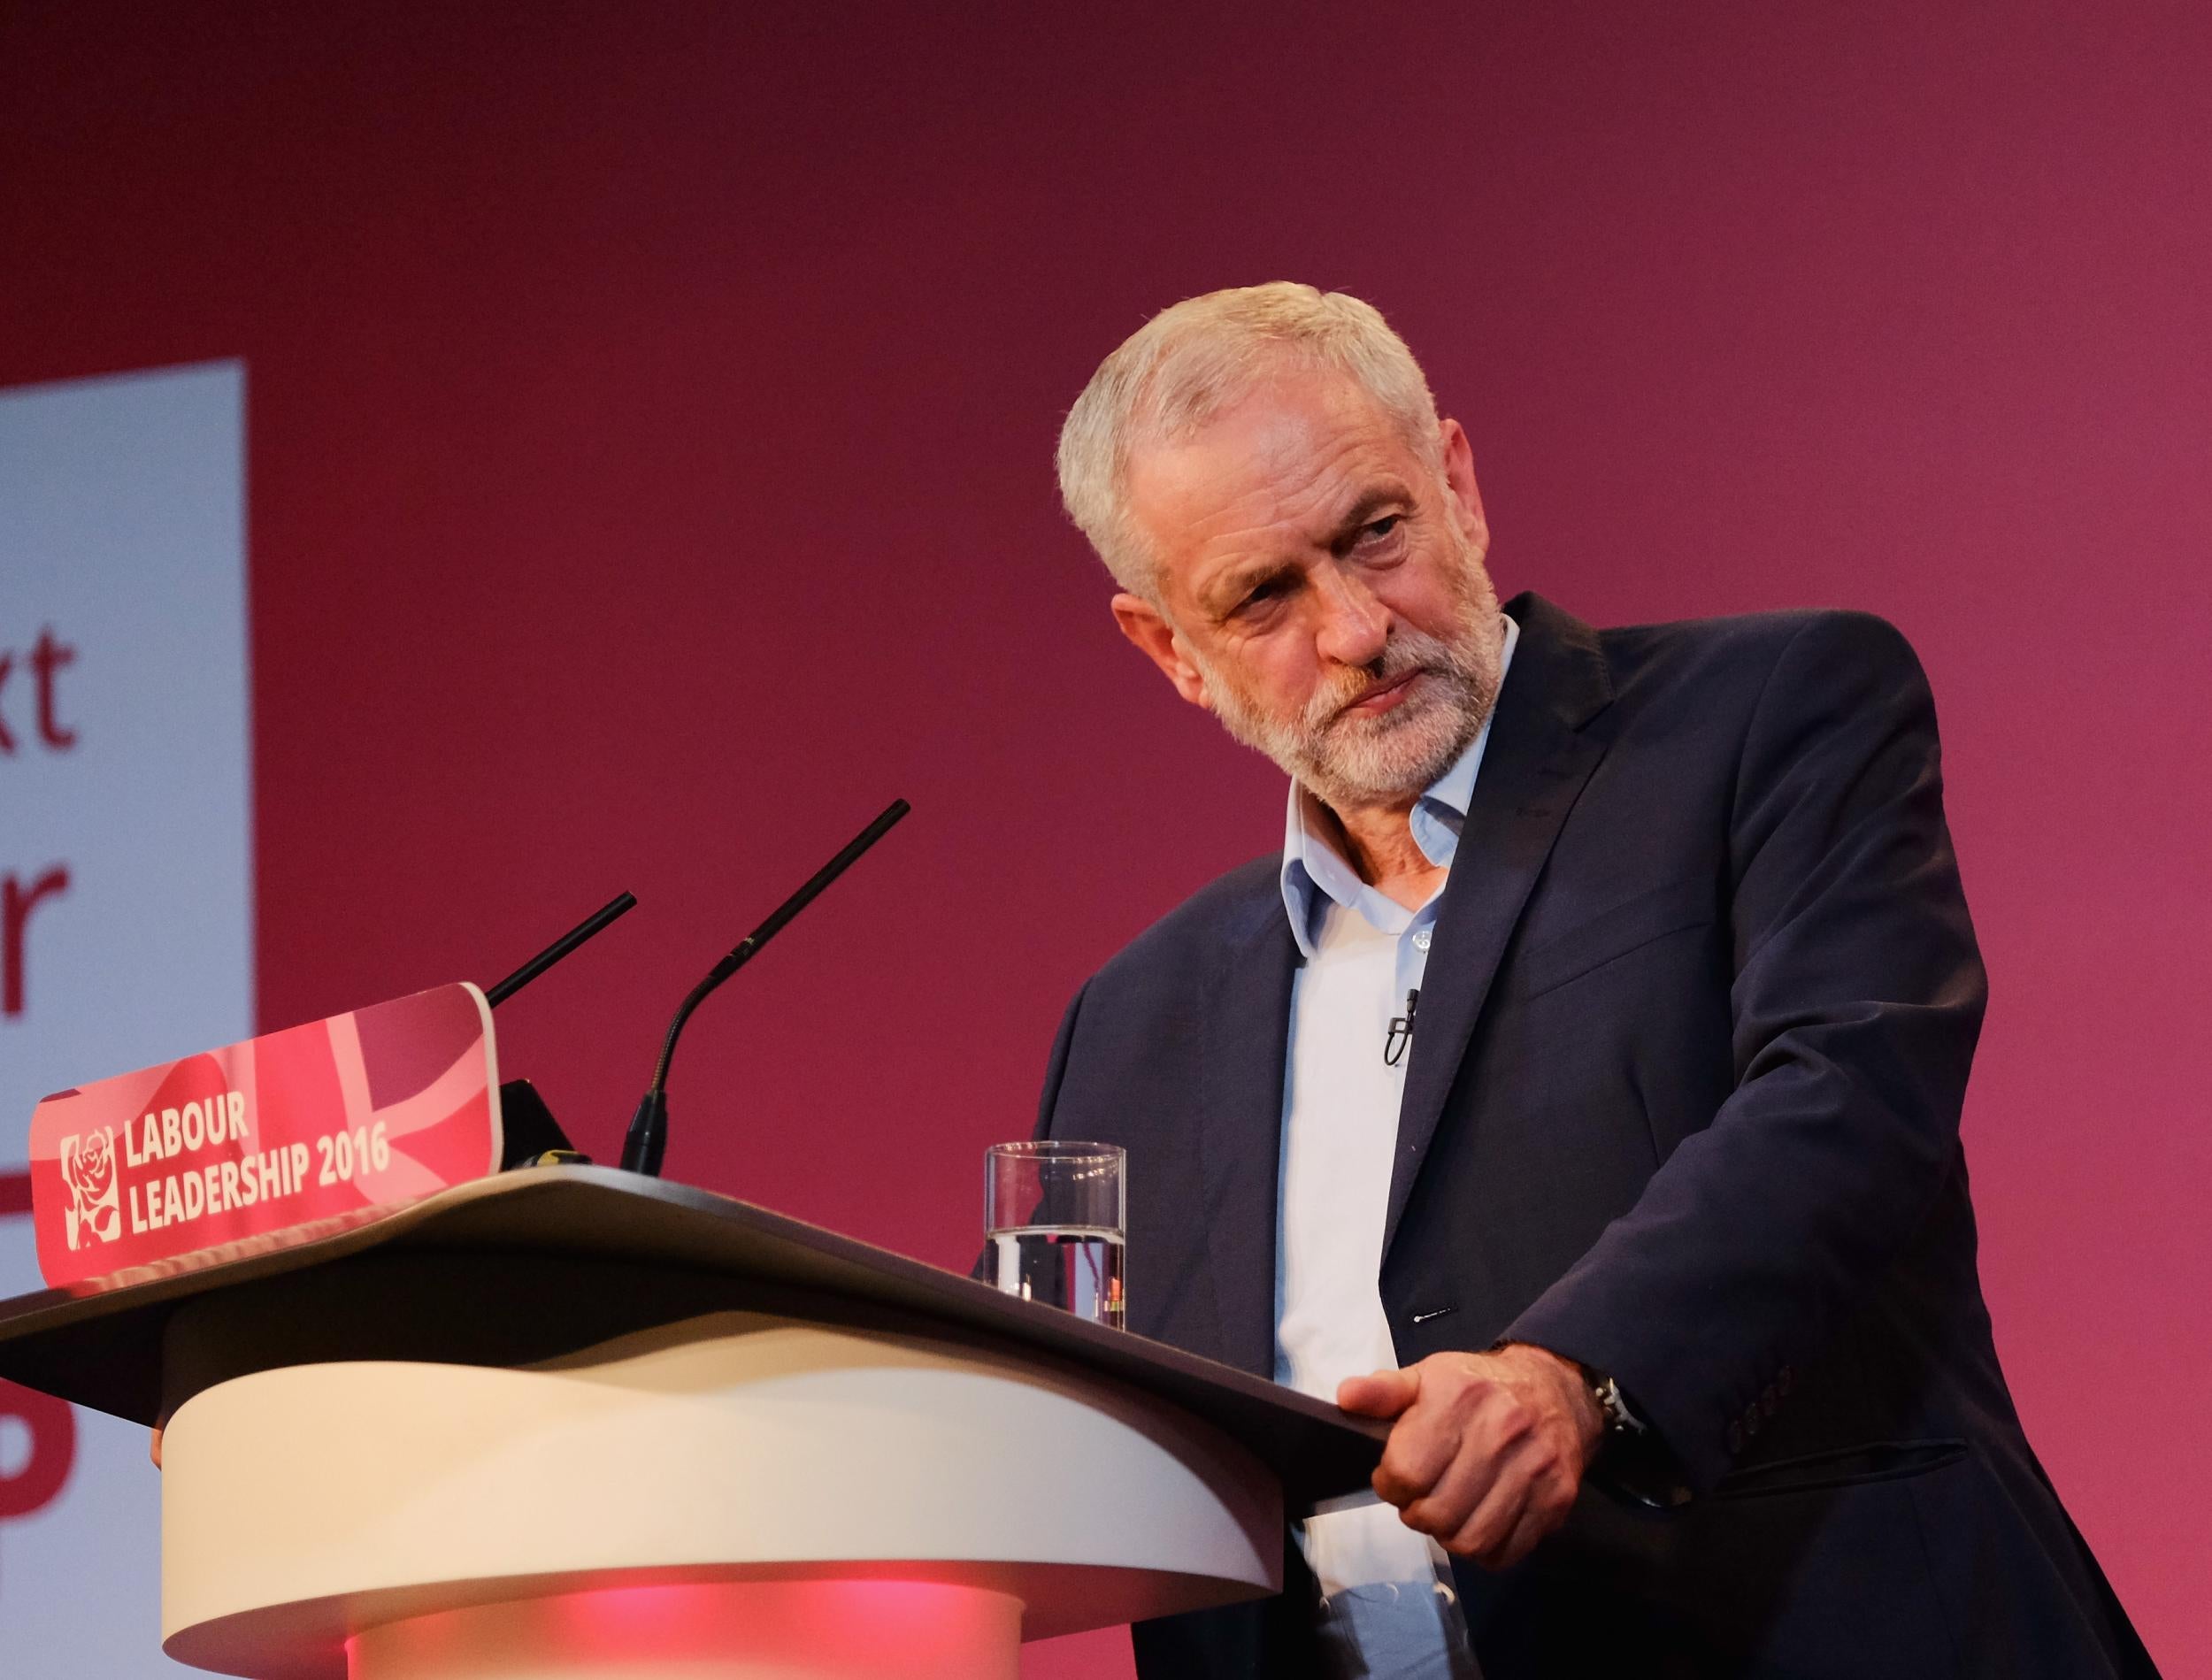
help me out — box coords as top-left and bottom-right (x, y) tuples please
(346, 1580), (1023, 1680)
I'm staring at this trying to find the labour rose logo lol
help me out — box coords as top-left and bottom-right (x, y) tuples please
(58, 1128), (121, 1250)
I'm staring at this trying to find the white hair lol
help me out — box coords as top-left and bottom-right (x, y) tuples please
(1055, 283), (1443, 596)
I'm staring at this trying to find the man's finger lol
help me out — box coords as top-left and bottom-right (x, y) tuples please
(1398, 1429), (1502, 1542)
(1447, 1434), (1580, 1568)
(1440, 1430), (1543, 1560)
(1337, 1365), (1420, 1419)
(1477, 1490), (1570, 1571)
(1371, 1401), (1466, 1508)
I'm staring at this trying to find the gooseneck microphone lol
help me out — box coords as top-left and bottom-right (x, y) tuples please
(618, 798), (911, 1177)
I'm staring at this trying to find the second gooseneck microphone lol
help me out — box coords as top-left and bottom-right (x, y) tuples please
(618, 798), (911, 1177)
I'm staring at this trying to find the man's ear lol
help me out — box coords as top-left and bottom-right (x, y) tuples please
(1110, 593), (1212, 710)
(1438, 418), (1490, 554)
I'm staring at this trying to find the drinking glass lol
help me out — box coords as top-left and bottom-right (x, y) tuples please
(984, 1140), (1125, 1329)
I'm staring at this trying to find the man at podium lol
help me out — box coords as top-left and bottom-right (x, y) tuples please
(1036, 284), (2154, 1677)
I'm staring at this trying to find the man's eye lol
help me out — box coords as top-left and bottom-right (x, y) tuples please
(1364, 515), (1403, 541)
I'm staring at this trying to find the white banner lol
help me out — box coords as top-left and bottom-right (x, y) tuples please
(0, 361), (251, 1673)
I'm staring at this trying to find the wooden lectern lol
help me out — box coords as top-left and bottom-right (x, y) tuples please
(0, 1168), (1383, 1678)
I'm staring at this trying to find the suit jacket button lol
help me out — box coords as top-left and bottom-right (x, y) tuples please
(1725, 1420), (1744, 1455)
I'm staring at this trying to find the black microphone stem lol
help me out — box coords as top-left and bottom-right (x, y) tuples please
(485, 891), (639, 1009)
(621, 797), (910, 1177)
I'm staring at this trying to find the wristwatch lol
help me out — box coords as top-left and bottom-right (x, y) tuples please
(1589, 1369), (1647, 1438)
(1580, 1367), (1693, 1509)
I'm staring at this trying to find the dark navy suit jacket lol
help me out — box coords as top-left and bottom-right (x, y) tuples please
(1037, 595), (2155, 1678)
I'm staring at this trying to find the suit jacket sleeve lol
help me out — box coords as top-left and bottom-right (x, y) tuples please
(1504, 611), (1988, 1494)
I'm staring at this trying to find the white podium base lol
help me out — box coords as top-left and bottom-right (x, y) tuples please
(162, 1308), (1283, 1678)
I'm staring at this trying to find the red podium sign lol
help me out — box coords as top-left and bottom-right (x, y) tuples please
(26, 984), (503, 1288)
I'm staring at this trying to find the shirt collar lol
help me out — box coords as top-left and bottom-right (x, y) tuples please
(1279, 612), (1520, 959)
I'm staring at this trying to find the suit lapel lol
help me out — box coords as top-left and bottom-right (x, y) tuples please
(1197, 888), (1301, 1378)
(1383, 595), (1615, 1260)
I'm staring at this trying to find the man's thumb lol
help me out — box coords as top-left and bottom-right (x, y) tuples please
(1336, 1365), (1419, 1419)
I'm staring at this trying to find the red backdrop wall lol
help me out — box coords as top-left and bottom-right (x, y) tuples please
(5, 4), (2207, 1673)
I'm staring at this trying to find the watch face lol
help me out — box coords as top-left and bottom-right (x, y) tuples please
(1594, 1376), (1645, 1434)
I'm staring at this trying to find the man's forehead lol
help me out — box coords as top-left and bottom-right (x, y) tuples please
(1125, 372), (1417, 552)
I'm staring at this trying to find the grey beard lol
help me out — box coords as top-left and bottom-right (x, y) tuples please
(1194, 563), (1505, 813)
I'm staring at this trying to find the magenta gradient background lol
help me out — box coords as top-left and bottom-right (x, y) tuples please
(5, 4), (2207, 1673)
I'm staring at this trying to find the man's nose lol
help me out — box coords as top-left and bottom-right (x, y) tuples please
(1312, 566), (1390, 669)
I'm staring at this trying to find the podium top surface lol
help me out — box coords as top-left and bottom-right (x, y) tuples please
(0, 1167), (1386, 1511)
